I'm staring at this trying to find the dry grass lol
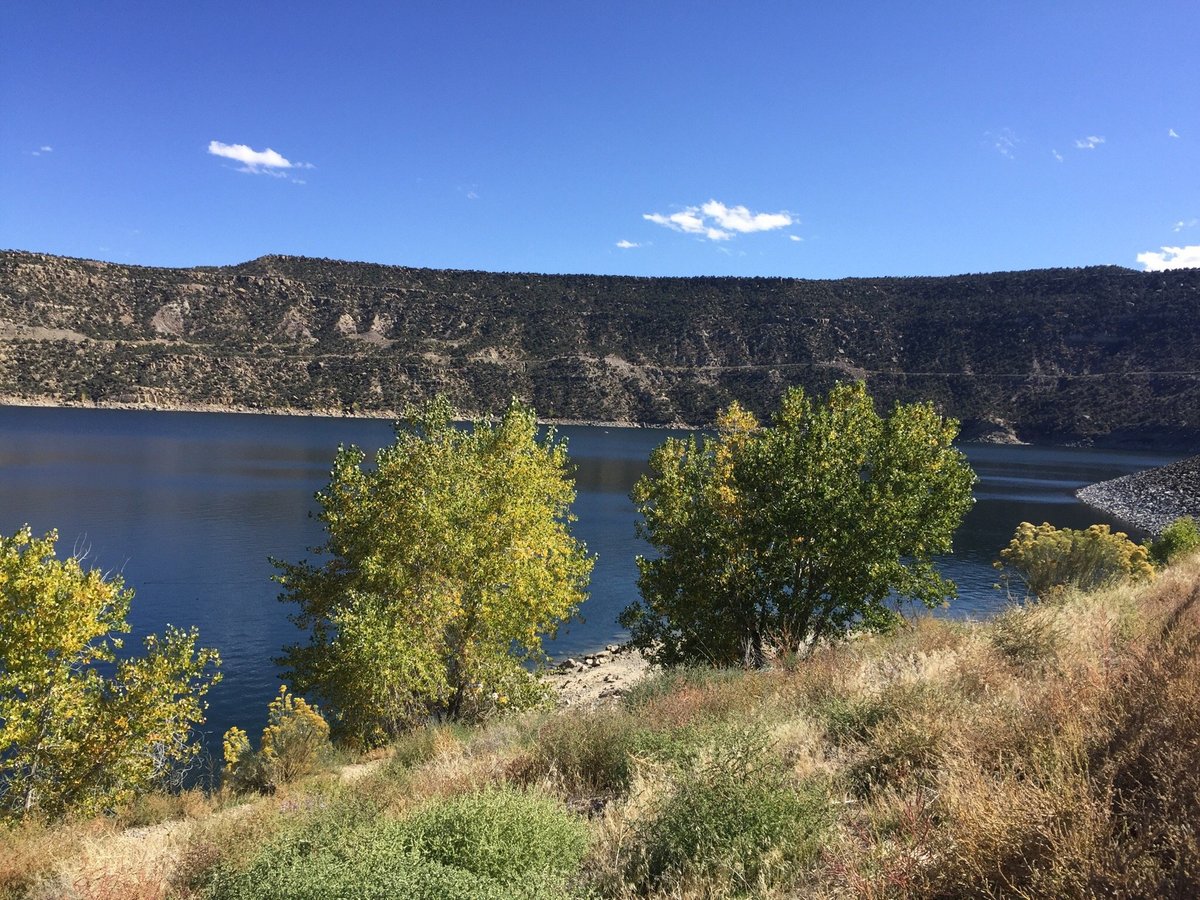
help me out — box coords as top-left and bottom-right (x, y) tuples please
(1, 818), (112, 900)
(6, 554), (1200, 899)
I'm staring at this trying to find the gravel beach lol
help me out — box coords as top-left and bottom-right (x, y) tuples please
(1076, 454), (1200, 534)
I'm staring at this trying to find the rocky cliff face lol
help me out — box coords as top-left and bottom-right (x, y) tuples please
(2, 250), (1198, 447)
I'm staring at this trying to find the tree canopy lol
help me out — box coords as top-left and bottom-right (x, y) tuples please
(275, 397), (593, 746)
(621, 382), (976, 667)
(0, 527), (220, 820)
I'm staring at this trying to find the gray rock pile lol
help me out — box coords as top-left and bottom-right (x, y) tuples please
(1076, 454), (1200, 534)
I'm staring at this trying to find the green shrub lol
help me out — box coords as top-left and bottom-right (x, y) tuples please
(223, 686), (330, 793)
(522, 707), (638, 797)
(205, 787), (586, 900)
(205, 843), (514, 900)
(1149, 516), (1200, 567)
(995, 522), (1155, 599)
(399, 786), (587, 887)
(385, 726), (442, 772)
(627, 728), (829, 894)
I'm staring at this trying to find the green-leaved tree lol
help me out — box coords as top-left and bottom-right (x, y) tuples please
(621, 382), (976, 667)
(0, 527), (220, 820)
(275, 397), (593, 746)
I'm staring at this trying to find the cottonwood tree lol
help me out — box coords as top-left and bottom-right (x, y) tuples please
(622, 383), (976, 667)
(0, 527), (220, 820)
(276, 397), (593, 746)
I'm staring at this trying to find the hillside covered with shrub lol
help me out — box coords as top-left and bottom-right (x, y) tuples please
(2, 251), (1199, 447)
(4, 550), (1200, 898)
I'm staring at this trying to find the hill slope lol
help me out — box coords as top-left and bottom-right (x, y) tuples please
(2, 250), (1198, 446)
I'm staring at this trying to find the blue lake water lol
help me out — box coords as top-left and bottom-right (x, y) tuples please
(0, 405), (1183, 749)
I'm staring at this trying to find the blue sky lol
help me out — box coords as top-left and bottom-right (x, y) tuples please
(3, 1), (1198, 278)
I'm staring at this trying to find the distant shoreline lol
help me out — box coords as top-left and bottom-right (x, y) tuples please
(0, 395), (687, 431)
(5, 396), (1199, 452)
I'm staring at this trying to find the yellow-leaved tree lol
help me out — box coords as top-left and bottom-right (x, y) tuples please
(274, 397), (593, 746)
(0, 527), (221, 820)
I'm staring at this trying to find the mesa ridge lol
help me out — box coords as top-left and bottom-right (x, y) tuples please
(2, 250), (1198, 447)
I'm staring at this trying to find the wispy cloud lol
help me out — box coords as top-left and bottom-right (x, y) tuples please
(788, 234), (804, 242)
(1137, 245), (1200, 271)
(1074, 135), (1105, 150)
(207, 140), (313, 177)
(1052, 149), (1064, 162)
(986, 128), (1019, 158)
(1169, 128), (1180, 139)
(31, 145), (53, 156)
(644, 209), (727, 239)
(1172, 218), (1198, 233)
(644, 200), (793, 242)
(615, 240), (641, 249)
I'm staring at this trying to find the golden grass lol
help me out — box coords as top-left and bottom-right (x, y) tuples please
(6, 553), (1200, 898)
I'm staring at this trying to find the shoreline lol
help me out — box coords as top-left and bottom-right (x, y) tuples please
(4, 396), (1198, 451)
(1076, 454), (1200, 535)
(542, 644), (650, 707)
(0, 395), (689, 431)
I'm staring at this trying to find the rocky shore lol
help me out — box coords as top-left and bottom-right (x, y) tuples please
(1076, 454), (1200, 534)
(542, 644), (649, 708)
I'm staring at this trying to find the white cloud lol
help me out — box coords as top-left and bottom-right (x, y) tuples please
(207, 140), (312, 175)
(788, 234), (803, 242)
(643, 200), (793, 242)
(988, 128), (1018, 158)
(700, 200), (792, 234)
(1169, 128), (1180, 138)
(615, 240), (641, 249)
(31, 145), (53, 156)
(1137, 245), (1200, 271)
(1172, 218), (1198, 233)
(644, 210), (730, 240)
(1052, 149), (1064, 162)
(1074, 135), (1105, 150)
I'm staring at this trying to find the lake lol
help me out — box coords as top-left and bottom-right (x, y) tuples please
(0, 405), (1182, 749)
